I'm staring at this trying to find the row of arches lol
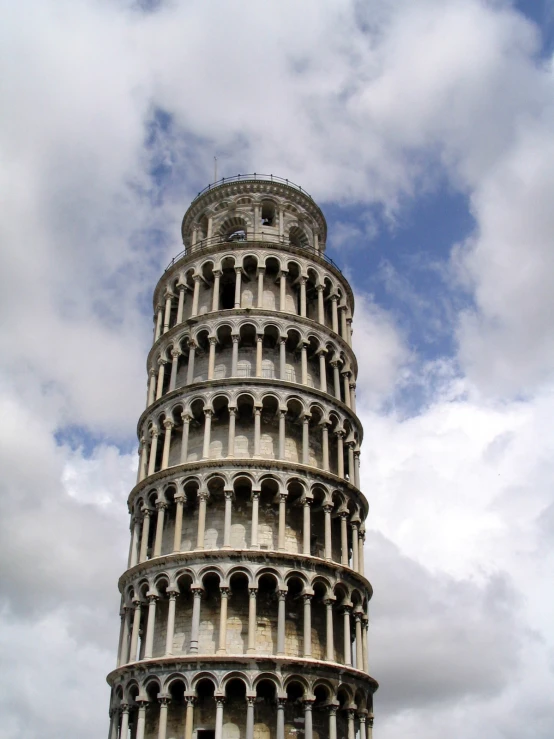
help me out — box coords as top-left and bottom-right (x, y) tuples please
(117, 567), (370, 672)
(153, 249), (353, 348)
(110, 670), (374, 739)
(138, 395), (361, 490)
(147, 320), (357, 413)
(128, 474), (366, 574)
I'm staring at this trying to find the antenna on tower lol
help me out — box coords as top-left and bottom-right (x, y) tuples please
(214, 156), (217, 183)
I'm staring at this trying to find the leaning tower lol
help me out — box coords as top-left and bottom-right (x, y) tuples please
(107, 175), (377, 739)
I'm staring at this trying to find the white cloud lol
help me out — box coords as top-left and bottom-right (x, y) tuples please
(1, 0), (554, 737)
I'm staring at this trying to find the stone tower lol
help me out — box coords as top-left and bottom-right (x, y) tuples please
(107, 175), (377, 739)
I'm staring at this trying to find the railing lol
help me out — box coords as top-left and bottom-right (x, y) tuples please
(164, 234), (342, 274)
(192, 173), (313, 203)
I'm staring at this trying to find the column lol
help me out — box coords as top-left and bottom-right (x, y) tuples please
(139, 508), (152, 563)
(347, 317), (353, 346)
(278, 493), (287, 550)
(346, 441), (355, 484)
(330, 362), (340, 401)
(138, 439), (148, 483)
(231, 334), (239, 376)
(279, 338), (286, 379)
(247, 588), (257, 653)
(343, 606), (352, 665)
(118, 607), (131, 666)
(318, 350), (327, 392)
(176, 285), (186, 324)
(358, 713), (367, 739)
(336, 432), (345, 478)
(347, 710), (356, 739)
(207, 215), (213, 240)
(169, 350), (180, 391)
(300, 342), (308, 385)
(147, 369), (157, 406)
(278, 410), (286, 459)
(173, 493), (185, 552)
(234, 267), (242, 308)
(217, 587), (229, 654)
(350, 521), (359, 572)
(120, 704), (130, 739)
(129, 515), (141, 568)
(316, 284), (325, 324)
(129, 600), (141, 661)
(253, 407), (261, 457)
(358, 527), (365, 576)
(212, 270), (221, 311)
(300, 276), (307, 317)
(362, 617), (369, 673)
(276, 699), (286, 739)
(154, 306), (163, 341)
(144, 594), (158, 659)
(277, 590), (287, 655)
(184, 698), (195, 739)
(340, 513), (349, 566)
(223, 490), (233, 548)
(109, 708), (118, 739)
(324, 598), (334, 661)
(323, 505), (333, 560)
(191, 275), (201, 316)
(153, 501), (167, 557)
(343, 372), (351, 407)
(196, 491), (209, 549)
(189, 588), (202, 653)
(163, 292), (173, 332)
(251, 491), (260, 548)
(303, 594), (312, 657)
(202, 409), (212, 459)
(304, 701), (314, 739)
(328, 706), (338, 739)
(341, 306), (348, 341)
(322, 424), (330, 471)
(161, 419), (174, 470)
(302, 498), (311, 555)
(214, 698), (225, 739)
(246, 697), (255, 739)
(186, 343), (196, 385)
(331, 295), (339, 333)
(355, 612), (363, 668)
(279, 270), (288, 311)
(257, 267), (265, 308)
(157, 697), (170, 739)
(156, 360), (166, 400)
(180, 414), (191, 463)
(207, 337), (217, 380)
(350, 383), (357, 413)
(302, 415), (310, 465)
(227, 407), (236, 457)
(354, 450), (361, 489)
(255, 334), (263, 377)
(164, 591), (178, 656)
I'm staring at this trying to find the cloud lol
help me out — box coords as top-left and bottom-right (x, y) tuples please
(1, 0), (554, 737)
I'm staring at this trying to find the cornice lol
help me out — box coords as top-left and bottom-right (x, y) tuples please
(137, 376), (363, 444)
(117, 547), (373, 598)
(147, 307), (359, 378)
(127, 458), (369, 516)
(107, 654), (378, 692)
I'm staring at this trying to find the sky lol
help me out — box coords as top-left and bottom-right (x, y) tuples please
(0, 0), (553, 736)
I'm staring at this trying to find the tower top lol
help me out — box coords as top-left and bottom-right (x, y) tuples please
(181, 173), (328, 253)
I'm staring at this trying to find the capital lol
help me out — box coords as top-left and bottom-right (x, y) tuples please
(171, 348), (181, 359)
(209, 336), (217, 345)
(163, 418), (175, 430)
(181, 412), (192, 423)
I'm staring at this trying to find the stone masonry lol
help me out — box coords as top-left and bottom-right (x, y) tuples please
(106, 174), (378, 739)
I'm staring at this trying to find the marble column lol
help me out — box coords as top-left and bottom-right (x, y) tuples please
(251, 491), (260, 548)
(169, 349), (180, 391)
(247, 588), (257, 654)
(212, 271), (221, 311)
(164, 591), (178, 656)
(173, 493), (185, 552)
(323, 504), (333, 560)
(316, 284), (325, 324)
(189, 588), (202, 653)
(303, 594), (312, 657)
(325, 598), (335, 661)
(278, 493), (287, 550)
(257, 267), (265, 308)
(223, 489), (233, 548)
(180, 413), (191, 463)
(202, 409), (212, 459)
(227, 407), (236, 457)
(143, 594), (158, 659)
(196, 491), (209, 549)
(161, 419), (174, 470)
(217, 587), (229, 654)
(153, 501), (167, 557)
(302, 497), (312, 555)
(277, 589), (287, 655)
(234, 267), (242, 308)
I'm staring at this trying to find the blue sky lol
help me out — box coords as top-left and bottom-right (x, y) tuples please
(1, 1), (554, 737)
